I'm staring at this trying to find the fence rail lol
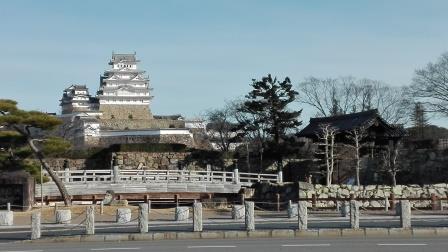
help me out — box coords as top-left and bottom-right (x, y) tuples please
(44, 169), (281, 185)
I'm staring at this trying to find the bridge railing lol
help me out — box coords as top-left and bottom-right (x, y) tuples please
(45, 169), (280, 185)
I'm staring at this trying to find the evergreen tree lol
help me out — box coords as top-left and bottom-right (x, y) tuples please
(411, 102), (429, 139)
(0, 99), (72, 206)
(237, 74), (302, 172)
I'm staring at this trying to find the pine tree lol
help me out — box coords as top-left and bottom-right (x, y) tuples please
(411, 102), (428, 139)
(0, 99), (72, 206)
(237, 74), (302, 172)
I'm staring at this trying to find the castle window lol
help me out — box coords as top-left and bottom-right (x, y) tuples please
(111, 115), (115, 119)
(128, 114), (133, 120)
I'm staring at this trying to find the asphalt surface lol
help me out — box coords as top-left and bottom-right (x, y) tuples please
(1, 237), (448, 252)
(1, 215), (448, 242)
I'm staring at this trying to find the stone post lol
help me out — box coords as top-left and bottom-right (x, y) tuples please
(138, 203), (149, 233)
(384, 196), (389, 212)
(56, 209), (72, 224)
(298, 200), (308, 230)
(341, 201), (350, 217)
(193, 202), (203, 232)
(6, 202), (11, 211)
(113, 165), (120, 183)
(206, 164), (211, 182)
(277, 171), (283, 183)
(64, 168), (70, 183)
(350, 200), (359, 229)
(116, 208), (131, 223)
(400, 200), (411, 229)
(100, 201), (104, 215)
(232, 204), (245, 219)
(31, 211), (41, 240)
(287, 200), (298, 219)
(233, 168), (240, 184)
(85, 205), (95, 235)
(175, 206), (190, 221)
(0, 210), (13, 226)
(245, 201), (255, 231)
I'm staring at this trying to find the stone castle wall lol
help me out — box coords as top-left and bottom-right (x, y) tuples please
(45, 151), (195, 170)
(86, 134), (194, 148)
(99, 104), (153, 120)
(44, 158), (109, 170)
(114, 152), (191, 170)
(100, 119), (185, 130)
(253, 182), (448, 208)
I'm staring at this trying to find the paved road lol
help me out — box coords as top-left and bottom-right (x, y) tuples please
(1, 237), (448, 252)
(1, 215), (448, 242)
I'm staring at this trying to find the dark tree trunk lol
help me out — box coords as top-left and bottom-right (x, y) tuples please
(28, 139), (72, 206)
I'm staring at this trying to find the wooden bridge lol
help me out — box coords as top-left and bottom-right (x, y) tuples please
(36, 169), (282, 203)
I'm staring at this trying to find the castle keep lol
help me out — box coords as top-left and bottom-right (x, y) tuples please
(59, 52), (204, 149)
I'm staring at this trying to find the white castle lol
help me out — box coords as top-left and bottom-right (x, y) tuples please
(59, 52), (205, 149)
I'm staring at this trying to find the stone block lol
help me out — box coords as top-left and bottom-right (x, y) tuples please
(31, 211), (41, 240)
(104, 234), (130, 242)
(138, 203), (149, 233)
(365, 228), (389, 237)
(341, 201), (350, 217)
(116, 208), (131, 224)
(232, 204), (245, 219)
(349, 200), (359, 229)
(412, 228), (436, 237)
(244, 201), (255, 231)
(399, 200), (411, 229)
(56, 209), (72, 224)
(175, 207), (190, 221)
(318, 229), (342, 237)
(271, 229), (295, 238)
(389, 228), (412, 237)
(0, 211), (13, 226)
(341, 229), (365, 237)
(298, 201), (307, 230)
(80, 235), (106, 242)
(201, 231), (224, 239)
(435, 227), (448, 236)
(193, 203), (202, 232)
(177, 232), (201, 239)
(129, 233), (153, 241)
(248, 230), (271, 238)
(224, 231), (248, 239)
(85, 205), (95, 235)
(287, 203), (298, 218)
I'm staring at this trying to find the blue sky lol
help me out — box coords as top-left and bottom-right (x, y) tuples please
(1, 0), (448, 127)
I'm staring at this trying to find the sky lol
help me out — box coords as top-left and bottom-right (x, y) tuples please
(1, 0), (448, 127)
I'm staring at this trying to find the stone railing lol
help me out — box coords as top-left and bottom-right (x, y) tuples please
(44, 168), (281, 186)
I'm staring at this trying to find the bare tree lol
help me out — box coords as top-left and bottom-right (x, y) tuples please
(298, 76), (410, 124)
(410, 52), (448, 117)
(381, 142), (400, 187)
(205, 103), (238, 152)
(346, 127), (368, 186)
(315, 124), (338, 186)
